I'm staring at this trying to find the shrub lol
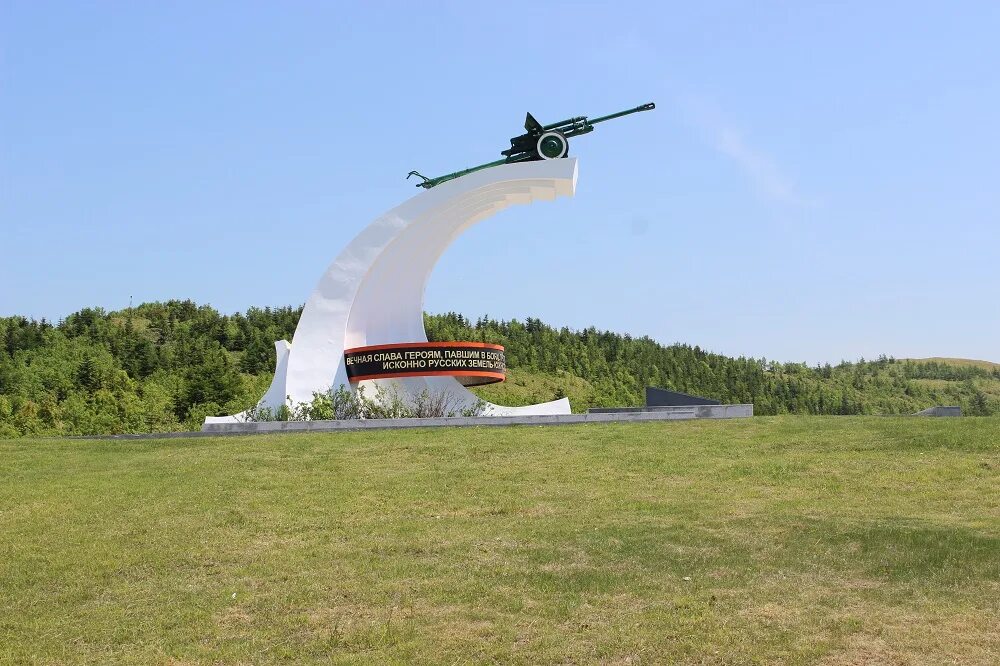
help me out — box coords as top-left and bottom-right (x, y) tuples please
(241, 384), (490, 422)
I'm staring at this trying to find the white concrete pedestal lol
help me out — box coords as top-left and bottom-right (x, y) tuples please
(206, 159), (579, 425)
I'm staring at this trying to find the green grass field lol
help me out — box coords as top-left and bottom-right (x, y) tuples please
(2, 418), (998, 664)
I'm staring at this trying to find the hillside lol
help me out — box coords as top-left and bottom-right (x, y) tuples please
(1, 301), (998, 437)
(430, 312), (1000, 418)
(2, 418), (997, 663)
(906, 357), (1000, 370)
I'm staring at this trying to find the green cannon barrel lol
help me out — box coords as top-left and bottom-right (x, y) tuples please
(587, 102), (656, 126)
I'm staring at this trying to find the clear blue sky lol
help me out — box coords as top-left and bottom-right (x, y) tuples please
(2, 2), (998, 364)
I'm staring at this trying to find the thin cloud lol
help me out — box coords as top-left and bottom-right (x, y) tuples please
(680, 95), (814, 206)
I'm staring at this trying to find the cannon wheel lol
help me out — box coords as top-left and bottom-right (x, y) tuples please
(536, 131), (569, 160)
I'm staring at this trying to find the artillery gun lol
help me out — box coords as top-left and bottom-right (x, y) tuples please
(407, 102), (655, 189)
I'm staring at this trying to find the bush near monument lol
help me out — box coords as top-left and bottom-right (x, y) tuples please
(243, 384), (489, 422)
(0, 301), (998, 437)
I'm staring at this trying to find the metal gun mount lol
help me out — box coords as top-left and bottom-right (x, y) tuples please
(407, 102), (655, 189)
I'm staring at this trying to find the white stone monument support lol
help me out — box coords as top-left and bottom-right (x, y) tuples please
(206, 158), (578, 424)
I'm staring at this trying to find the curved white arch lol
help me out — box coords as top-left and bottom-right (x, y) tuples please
(207, 158), (577, 424)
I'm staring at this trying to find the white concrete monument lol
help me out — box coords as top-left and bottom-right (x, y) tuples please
(206, 158), (578, 424)
(206, 102), (656, 425)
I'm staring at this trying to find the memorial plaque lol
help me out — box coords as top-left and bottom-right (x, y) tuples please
(344, 342), (505, 386)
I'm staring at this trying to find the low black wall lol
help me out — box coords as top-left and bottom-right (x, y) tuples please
(645, 386), (721, 407)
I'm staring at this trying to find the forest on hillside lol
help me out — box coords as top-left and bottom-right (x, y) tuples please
(1, 301), (997, 437)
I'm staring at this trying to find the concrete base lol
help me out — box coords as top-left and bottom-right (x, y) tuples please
(590, 405), (735, 414)
(199, 404), (753, 436)
(914, 406), (962, 417)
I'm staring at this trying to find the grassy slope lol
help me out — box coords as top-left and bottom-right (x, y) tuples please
(1, 418), (998, 664)
(477, 362), (1000, 415)
(905, 357), (1000, 370)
